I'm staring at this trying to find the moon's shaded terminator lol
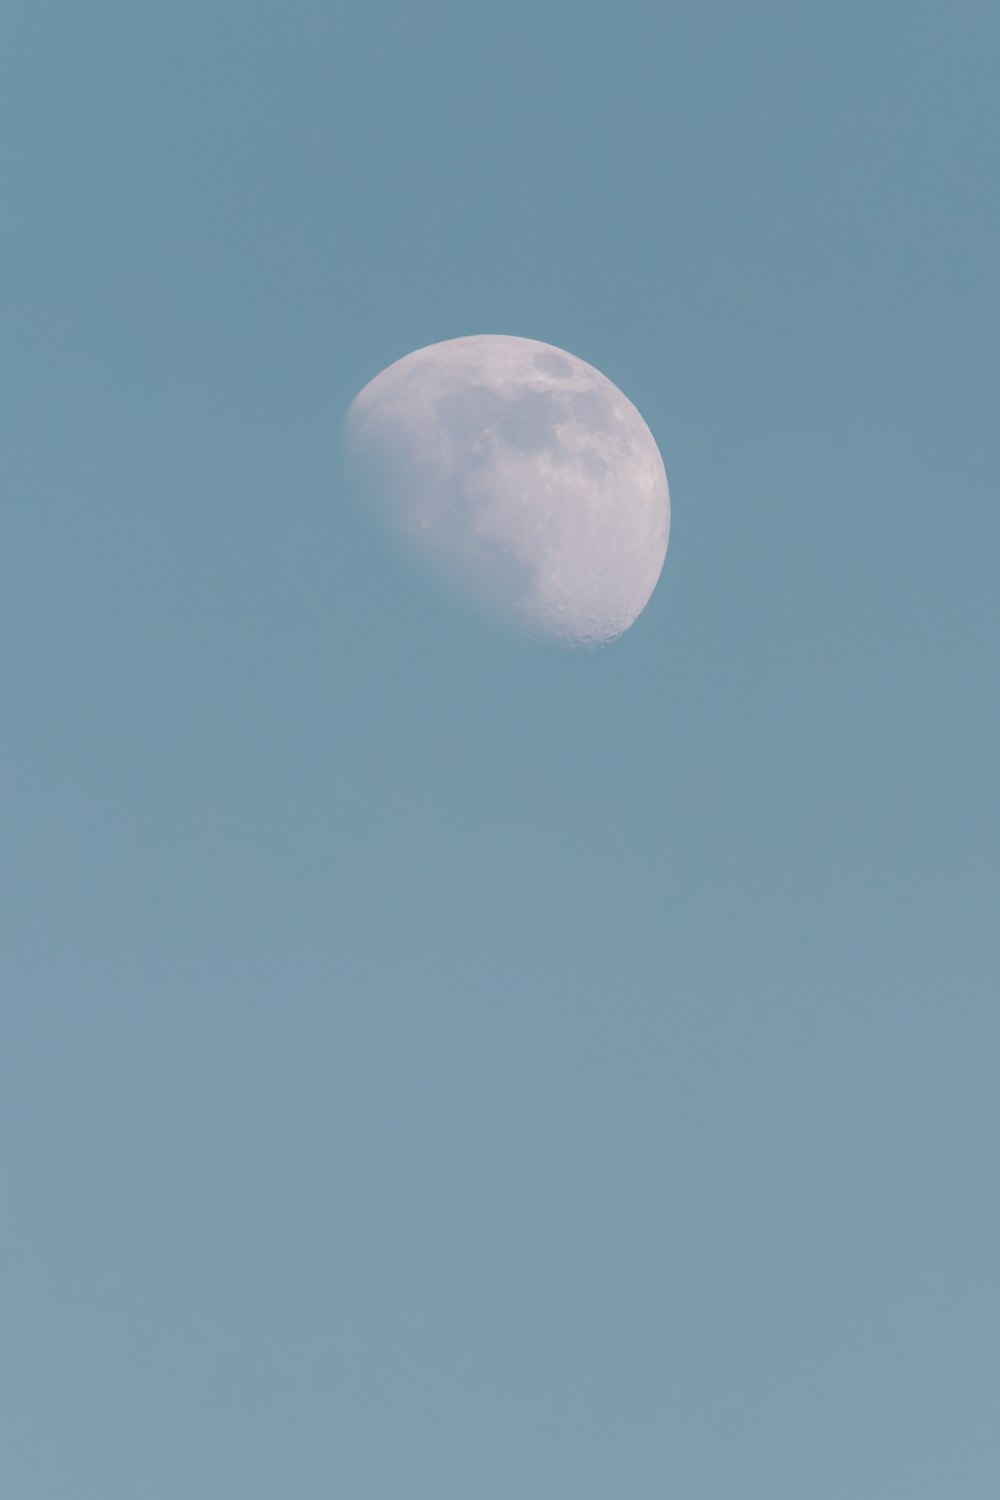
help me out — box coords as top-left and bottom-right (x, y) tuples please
(343, 335), (670, 646)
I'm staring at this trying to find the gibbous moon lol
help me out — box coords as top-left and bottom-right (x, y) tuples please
(343, 334), (670, 647)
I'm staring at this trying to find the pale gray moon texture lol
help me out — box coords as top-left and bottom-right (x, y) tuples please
(343, 334), (671, 647)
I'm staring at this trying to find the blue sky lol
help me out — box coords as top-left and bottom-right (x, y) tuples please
(2, 2), (998, 1496)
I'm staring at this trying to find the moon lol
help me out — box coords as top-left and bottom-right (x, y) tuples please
(343, 334), (670, 647)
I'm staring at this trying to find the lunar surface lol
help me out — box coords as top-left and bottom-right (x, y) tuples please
(343, 334), (670, 646)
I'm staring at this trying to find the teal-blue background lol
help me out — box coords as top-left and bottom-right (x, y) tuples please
(3, 3), (997, 1495)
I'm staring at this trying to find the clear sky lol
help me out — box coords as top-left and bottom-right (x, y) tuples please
(2, 2), (998, 1496)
